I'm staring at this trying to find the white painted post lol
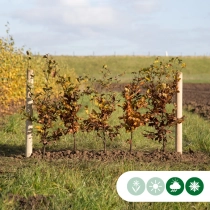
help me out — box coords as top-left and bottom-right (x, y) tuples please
(26, 69), (33, 157)
(175, 72), (183, 154)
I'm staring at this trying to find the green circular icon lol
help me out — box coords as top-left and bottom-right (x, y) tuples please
(166, 177), (184, 196)
(147, 177), (165, 195)
(185, 177), (204, 196)
(127, 177), (145, 196)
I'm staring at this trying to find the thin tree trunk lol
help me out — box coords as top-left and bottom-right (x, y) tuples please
(73, 132), (76, 152)
(162, 137), (166, 152)
(103, 130), (107, 154)
(130, 131), (133, 153)
(42, 144), (46, 158)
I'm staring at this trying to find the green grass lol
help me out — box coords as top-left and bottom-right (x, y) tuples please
(54, 55), (210, 83)
(182, 110), (210, 154)
(0, 158), (210, 209)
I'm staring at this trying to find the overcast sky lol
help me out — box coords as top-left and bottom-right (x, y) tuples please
(0, 0), (209, 56)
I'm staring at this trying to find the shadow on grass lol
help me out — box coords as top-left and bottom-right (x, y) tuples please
(0, 143), (25, 157)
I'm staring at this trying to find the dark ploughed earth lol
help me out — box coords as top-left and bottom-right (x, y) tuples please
(183, 83), (210, 120)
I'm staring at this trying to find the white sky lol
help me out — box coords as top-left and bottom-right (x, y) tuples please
(0, 0), (210, 56)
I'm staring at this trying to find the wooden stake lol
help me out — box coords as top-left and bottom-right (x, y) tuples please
(26, 69), (33, 157)
(175, 72), (183, 154)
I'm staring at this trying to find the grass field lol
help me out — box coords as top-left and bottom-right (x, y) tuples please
(55, 55), (210, 83)
(0, 158), (210, 210)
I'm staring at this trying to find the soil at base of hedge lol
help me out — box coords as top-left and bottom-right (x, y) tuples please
(12, 149), (210, 164)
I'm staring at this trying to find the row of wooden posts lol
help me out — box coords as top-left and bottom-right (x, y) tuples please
(25, 70), (183, 157)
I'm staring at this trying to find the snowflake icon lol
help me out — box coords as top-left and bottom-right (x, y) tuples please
(189, 181), (200, 192)
(186, 177), (204, 196)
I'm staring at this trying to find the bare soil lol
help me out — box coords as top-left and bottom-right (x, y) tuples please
(8, 194), (54, 210)
(183, 83), (210, 120)
(8, 148), (208, 165)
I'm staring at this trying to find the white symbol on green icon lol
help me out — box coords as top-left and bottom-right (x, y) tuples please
(186, 177), (204, 196)
(189, 181), (200, 192)
(127, 177), (145, 195)
(147, 177), (165, 195)
(170, 181), (181, 192)
(166, 177), (184, 195)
